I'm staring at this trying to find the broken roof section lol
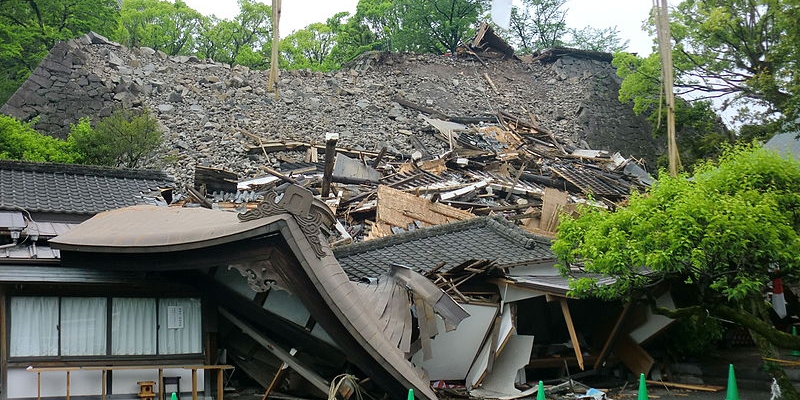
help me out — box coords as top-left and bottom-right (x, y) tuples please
(335, 216), (554, 281)
(51, 187), (438, 400)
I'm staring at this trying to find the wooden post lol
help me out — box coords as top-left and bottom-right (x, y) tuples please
(559, 298), (585, 370)
(66, 370), (71, 400)
(217, 369), (224, 400)
(192, 368), (198, 400)
(37, 372), (41, 400)
(102, 370), (107, 400)
(158, 368), (163, 400)
(321, 132), (339, 198)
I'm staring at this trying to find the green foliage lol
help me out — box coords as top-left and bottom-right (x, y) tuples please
(554, 144), (800, 306)
(195, 0), (272, 68)
(669, 0), (796, 124)
(0, 0), (119, 104)
(394, 0), (487, 54)
(68, 109), (163, 168)
(664, 314), (725, 358)
(0, 115), (78, 162)
(337, 0), (485, 56)
(116, 0), (205, 56)
(508, 0), (567, 53)
(281, 18), (341, 71)
(567, 26), (629, 53)
(613, 52), (734, 168)
(616, 0), (800, 140)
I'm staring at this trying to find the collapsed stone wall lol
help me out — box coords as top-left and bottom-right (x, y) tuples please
(1, 33), (660, 185)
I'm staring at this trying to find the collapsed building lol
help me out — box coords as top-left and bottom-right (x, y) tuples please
(0, 29), (688, 400)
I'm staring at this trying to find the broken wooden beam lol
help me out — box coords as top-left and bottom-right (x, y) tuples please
(322, 132), (339, 198)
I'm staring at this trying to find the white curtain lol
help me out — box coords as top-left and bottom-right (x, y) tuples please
(10, 297), (58, 357)
(158, 298), (202, 354)
(112, 298), (157, 355)
(61, 297), (107, 356)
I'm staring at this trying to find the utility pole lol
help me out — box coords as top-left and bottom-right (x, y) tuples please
(653, 0), (681, 176)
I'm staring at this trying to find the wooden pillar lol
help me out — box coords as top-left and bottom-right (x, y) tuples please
(66, 370), (71, 400)
(191, 369), (198, 400)
(217, 369), (224, 400)
(158, 368), (163, 400)
(321, 132), (339, 198)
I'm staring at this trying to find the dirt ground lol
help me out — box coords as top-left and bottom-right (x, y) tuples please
(608, 385), (772, 400)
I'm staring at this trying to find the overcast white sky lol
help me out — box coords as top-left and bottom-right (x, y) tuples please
(182, 0), (660, 55)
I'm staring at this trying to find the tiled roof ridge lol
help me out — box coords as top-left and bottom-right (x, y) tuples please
(0, 159), (174, 182)
(483, 215), (553, 250)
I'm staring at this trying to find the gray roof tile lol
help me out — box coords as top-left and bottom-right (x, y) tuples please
(0, 160), (174, 215)
(334, 216), (555, 281)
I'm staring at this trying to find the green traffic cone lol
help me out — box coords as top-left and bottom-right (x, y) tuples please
(791, 327), (800, 357)
(726, 364), (740, 400)
(407, 388), (414, 400)
(536, 380), (546, 400)
(171, 393), (177, 400)
(637, 373), (648, 400)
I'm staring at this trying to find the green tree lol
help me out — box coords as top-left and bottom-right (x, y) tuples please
(68, 109), (163, 168)
(116, 0), (205, 56)
(0, 115), (78, 162)
(613, 51), (733, 169)
(0, 0), (119, 104)
(195, 0), (272, 67)
(508, 0), (567, 53)
(615, 0), (800, 138)
(327, 12), (380, 65)
(552, 144), (800, 398)
(281, 20), (339, 71)
(567, 26), (628, 53)
(339, 0), (485, 56)
(394, 0), (486, 54)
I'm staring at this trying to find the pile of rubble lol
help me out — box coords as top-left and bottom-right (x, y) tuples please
(2, 31), (661, 189)
(185, 103), (651, 242)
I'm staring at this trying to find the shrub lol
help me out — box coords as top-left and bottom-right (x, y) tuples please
(69, 108), (163, 168)
(0, 115), (79, 162)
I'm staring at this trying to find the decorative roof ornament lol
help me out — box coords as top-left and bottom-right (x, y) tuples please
(238, 185), (335, 259)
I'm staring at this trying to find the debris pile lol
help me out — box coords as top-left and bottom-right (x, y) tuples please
(187, 108), (650, 243)
(1, 31), (662, 189)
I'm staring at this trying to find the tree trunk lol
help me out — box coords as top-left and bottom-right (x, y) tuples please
(748, 298), (799, 400)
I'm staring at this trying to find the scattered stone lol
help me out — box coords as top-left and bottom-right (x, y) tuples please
(157, 104), (174, 114)
(108, 51), (124, 67)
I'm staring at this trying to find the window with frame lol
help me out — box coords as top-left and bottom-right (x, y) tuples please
(10, 296), (202, 358)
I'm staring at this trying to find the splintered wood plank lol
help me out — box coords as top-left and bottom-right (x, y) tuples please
(538, 187), (569, 232)
(614, 334), (654, 376)
(365, 220), (393, 241)
(376, 185), (474, 230)
(559, 298), (585, 371)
